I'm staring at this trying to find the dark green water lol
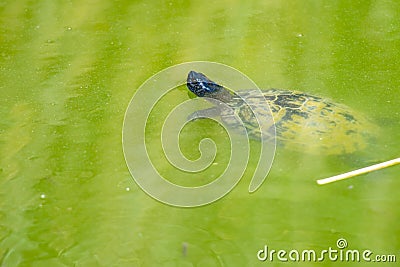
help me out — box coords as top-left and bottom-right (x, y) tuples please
(1, 1), (399, 266)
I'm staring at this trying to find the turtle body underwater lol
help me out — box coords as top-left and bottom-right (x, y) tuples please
(186, 71), (377, 155)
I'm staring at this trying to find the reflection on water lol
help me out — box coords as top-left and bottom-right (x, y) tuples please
(0, 0), (399, 265)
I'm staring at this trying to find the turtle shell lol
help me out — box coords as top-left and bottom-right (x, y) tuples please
(219, 89), (377, 155)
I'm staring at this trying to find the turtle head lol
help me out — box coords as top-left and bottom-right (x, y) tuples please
(186, 71), (232, 102)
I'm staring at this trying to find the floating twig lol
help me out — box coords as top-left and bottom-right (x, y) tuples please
(317, 158), (400, 185)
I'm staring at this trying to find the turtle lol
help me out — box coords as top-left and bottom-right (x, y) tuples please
(186, 70), (377, 155)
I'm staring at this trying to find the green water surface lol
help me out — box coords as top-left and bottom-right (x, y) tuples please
(1, 1), (399, 266)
